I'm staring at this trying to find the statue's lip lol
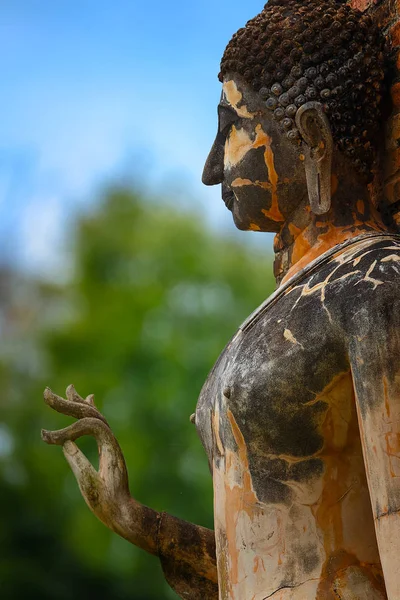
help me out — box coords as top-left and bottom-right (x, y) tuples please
(222, 187), (235, 210)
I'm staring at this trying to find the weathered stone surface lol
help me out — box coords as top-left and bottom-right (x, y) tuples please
(196, 234), (399, 599)
(43, 1), (400, 598)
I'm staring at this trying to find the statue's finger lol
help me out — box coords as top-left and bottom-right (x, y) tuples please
(43, 387), (109, 426)
(63, 440), (98, 481)
(97, 429), (129, 495)
(63, 441), (101, 508)
(66, 384), (86, 405)
(75, 419), (129, 497)
(41, 426), (68, 446)
(41, 417), (110, 446)
(42, 417), (129, 497)
(85, 394), (95, 406)
(41, 423), (79, 446)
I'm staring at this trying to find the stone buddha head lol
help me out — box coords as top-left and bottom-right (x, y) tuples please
(203, 0), (386, 235)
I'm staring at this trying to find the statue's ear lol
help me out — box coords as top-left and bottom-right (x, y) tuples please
(295, 102), (333, 215)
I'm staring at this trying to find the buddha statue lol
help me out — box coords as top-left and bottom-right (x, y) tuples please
(42, 1), (400, 598)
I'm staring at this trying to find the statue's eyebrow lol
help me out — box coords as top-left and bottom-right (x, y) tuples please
(217, 104), (239, 133)
(218, 102), (236, 113)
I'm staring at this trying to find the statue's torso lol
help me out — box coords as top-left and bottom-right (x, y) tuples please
(196, 233), (400, 600)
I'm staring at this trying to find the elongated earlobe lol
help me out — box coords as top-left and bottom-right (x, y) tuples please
(295, 102), (333, 215)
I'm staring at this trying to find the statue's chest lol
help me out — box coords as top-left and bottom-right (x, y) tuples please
(195, 275), (349, 502)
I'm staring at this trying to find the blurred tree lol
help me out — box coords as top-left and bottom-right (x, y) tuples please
(0, 187), (274, 598)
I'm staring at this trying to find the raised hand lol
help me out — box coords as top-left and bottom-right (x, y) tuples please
(42, 385), (218, 599)
(41, 385), (159, 554)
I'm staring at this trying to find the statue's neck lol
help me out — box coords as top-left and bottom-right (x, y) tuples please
(274, 178), (387, 287)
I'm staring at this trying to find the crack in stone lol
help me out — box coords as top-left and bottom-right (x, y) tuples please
(262, 577), (319, 599)
(376, 506), (400, 520)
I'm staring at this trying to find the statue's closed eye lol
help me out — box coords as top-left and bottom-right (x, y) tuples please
(218, 105), (238, 135)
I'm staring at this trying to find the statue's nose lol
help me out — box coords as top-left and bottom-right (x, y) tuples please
(202, 138), (224, 186)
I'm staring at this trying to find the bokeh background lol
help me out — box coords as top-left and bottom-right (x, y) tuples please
(0, 2), (276, 598)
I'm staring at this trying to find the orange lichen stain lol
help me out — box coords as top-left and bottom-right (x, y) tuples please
(352, 0), (375, 10)
(223, 80), (255, 119)
(225, 126), (254, 168)
(253, 125), (283, 222)
(357, 199), (365, 215)
(220, 409), (259, 589)
(227, 409), (257, 505)
(288, 222), (301, 238)
(253, 556), (265, 574)
(249, 223), (261, 231)
(213, 407), (225, 457)
(290, 230), (313, 266)
(225, 124), (284, 223)
(384, 417), (400, 478)
(385, 433), (400, 478)
(213, 369), (384, 597)
(231, 177), (273, 193)
(231, 177), (253, 187)
(299, 153), (305, 161)
(258, 181), (272, 192)
(314, 372), (385, 597)
(280, 219), (385, 286)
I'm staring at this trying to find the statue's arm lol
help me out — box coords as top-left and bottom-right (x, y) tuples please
(41, 386), (218, 600)
(349, 299), (400, 600)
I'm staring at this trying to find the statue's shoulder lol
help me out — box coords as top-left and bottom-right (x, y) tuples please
(320, 233), (400, 333)
(326, 233), (400, 293)
(239, 233), (400, 337)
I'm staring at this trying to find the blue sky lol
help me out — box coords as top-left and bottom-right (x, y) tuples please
(0, 0), (269, 276)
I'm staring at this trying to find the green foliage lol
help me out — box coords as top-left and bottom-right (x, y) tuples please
(0, 187), (274, 598)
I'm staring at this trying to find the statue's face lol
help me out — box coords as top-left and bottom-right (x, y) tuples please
(202, 75), (308, 232)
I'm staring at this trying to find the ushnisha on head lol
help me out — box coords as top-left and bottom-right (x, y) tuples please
(203, 0), (386, 232)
